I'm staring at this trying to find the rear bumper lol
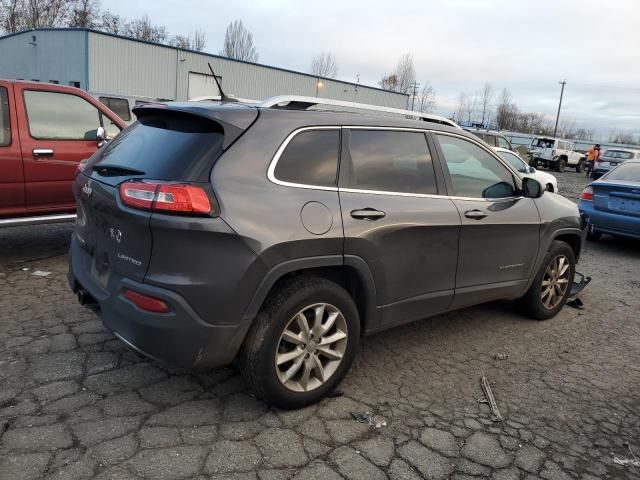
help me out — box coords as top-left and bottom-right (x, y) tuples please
(579, 202), (640, 240)
(68, 235), (247, 368)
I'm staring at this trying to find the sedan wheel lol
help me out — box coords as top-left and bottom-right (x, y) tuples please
(275, 303), (348, 392)
(540, 255), (571, 309)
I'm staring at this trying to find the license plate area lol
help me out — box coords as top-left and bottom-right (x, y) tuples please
(609, 197), (640, 214)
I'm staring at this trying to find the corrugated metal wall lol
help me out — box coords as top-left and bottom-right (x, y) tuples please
(88, 33), (177, 99)
(0, 30), (86, 87)
(87, 31), (407, 108)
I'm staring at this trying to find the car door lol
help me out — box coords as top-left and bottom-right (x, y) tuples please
(433, 133), (540, 309)
(15, 85), (122, 210)
(338, 128), (461, 330)
(0, 82), (26, 216)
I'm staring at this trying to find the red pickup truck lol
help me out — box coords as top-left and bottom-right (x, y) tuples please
(0, 80), (127, 227)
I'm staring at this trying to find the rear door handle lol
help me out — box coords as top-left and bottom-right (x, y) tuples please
(464, 209), (488, 219)
(32, 148), (54, 157)
(350, 208), (386, 220)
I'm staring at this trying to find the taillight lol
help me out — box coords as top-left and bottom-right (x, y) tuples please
(580, 186), (593, 201)
(76, 159), (88, 176)
(124, 289), (169, 313)
(119, 181), (212, 215)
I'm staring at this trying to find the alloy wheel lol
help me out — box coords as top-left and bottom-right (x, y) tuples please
(275, 303), (348, 392)
(540, 254), (571, 309)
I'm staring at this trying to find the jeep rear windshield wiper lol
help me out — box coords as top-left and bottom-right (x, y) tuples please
(93, 164), (146, 177)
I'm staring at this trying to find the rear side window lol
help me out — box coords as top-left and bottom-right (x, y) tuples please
(345, 130), (437, 195)
(273, 129), (340, 187)
(24, 90), (102, 140)
(497, 136), (510, 149)
(99, 96), (131, 122)
(0, 87), (10, 146)
(437, 134), (516, 199)
(87, 111), (224, 182)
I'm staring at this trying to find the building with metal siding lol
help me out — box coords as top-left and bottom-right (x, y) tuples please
(0, 28), (407, 108)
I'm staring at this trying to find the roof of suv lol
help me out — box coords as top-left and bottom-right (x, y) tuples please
(135, 100), (467, 137)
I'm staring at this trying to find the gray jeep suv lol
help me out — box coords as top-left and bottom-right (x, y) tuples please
(68, 98), (588, 408)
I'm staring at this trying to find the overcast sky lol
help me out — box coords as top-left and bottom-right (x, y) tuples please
(108, 0), (639, 138)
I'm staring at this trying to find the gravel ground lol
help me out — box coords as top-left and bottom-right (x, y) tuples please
(1, 172), (638, 480)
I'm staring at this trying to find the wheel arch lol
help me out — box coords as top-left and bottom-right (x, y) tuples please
(242, 255), (378, 336)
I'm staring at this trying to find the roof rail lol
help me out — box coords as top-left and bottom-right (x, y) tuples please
(259, 95), (461, 129)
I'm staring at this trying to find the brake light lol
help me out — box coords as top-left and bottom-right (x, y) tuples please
(580, 186), (593, 201)
(119, 182), (212, 214)
(124, 289), (169, 313)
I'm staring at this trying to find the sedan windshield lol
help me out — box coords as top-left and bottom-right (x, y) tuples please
(498, 151), (528, 173)
(604, 163), (640, 182)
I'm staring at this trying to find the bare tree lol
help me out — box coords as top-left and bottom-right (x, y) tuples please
(0, 0), (25, 33)
(479, 82), (493, 126)
(310, 52), (338, 78)
(464, 94), (478, 124)
(99, 10), (124, 34)
(609, 131), (636, 144)
(69, 0), (99, 27)
(378, 53), (415, 94)
(124, 15), (167, 43)
(171, 30), (206, 51)
(495, 88), (518, 130)
(572, 128), (594, 141)
(220, 19), (258, 62)
(416, 83), (436, 113)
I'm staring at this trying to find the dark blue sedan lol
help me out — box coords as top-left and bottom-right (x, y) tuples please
(579, 160), (640, 240)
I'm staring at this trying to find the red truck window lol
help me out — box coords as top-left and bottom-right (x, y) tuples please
(0, 87), (10, 147)
(98, 96), (131, 122)
(24, 90), (105, 141)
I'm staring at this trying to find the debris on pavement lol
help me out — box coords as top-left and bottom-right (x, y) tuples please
(351, 411), (387, 429)
(31, 270), (52, 277)
(478, 376), (504, 422)
(493, 353), (509, 360)
(612, 446), (640, 468)
(566, 298), (585, 309)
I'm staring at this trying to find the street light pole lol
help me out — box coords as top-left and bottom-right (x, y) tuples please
(553, 80), (566, 137)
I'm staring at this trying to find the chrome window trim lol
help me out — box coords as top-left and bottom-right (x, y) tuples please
(267, 125), (524, 202)
(267, 126), (341, 192)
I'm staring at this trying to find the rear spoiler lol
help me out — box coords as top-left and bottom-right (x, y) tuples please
(133, 103), (258, 150)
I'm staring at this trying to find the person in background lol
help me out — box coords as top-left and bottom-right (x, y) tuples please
(585, 144), (601, 176)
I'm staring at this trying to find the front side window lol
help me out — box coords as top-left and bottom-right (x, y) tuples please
(99, 96), (131, 121)
(497, 136), (510, 149)
(24, 90), (102, 140)
(274, 129), (339, 188)
(0, 87), (10, 147)
(345, 130), (437, 195)
(437, 134), (516, 199)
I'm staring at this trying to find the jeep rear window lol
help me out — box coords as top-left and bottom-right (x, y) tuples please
(274, 129), (339, 187)
(87, 111), (224, 182)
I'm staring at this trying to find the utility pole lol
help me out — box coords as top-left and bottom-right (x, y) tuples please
(553, 80), (566, 137)
(410, 82), (420, 111)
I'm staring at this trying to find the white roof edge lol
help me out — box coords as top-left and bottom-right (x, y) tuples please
(259, 95), (461, 129)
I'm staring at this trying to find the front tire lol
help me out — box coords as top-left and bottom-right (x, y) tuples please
(240, 276), (360, 409)
(576, 159), (584, 173)
(517, 241), (575, 320)
(556, 158), (566, 173)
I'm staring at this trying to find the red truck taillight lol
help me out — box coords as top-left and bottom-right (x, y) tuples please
(119, 181), (212, 215)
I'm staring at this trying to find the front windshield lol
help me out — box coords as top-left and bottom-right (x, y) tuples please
(531, 138), (553, 148)
(604, 163), (640, 182)
(602, 150), (634, 160)
(498, 151), (528, 173)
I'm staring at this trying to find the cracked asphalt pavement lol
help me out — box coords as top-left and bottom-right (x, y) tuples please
(1, 171), (639, 480)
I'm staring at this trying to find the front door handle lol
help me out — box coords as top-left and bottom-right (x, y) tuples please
(464, 209), (488, 219)
(32, 148), (54, 157)
(351, 208), (386, 220)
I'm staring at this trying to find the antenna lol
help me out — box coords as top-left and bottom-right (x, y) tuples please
(207, 63), (236, 102)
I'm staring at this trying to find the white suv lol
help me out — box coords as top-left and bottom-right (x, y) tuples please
(529, 137), (585, 173)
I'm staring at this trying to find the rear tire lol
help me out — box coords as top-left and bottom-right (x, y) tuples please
(517, 241), (575, 320)
(240, 276), (360, 409)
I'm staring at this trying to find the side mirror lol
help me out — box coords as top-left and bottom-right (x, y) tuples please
(522, 177), (543, 198)
(529, 166), (536, 173)
(96, 126), (107, 147)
